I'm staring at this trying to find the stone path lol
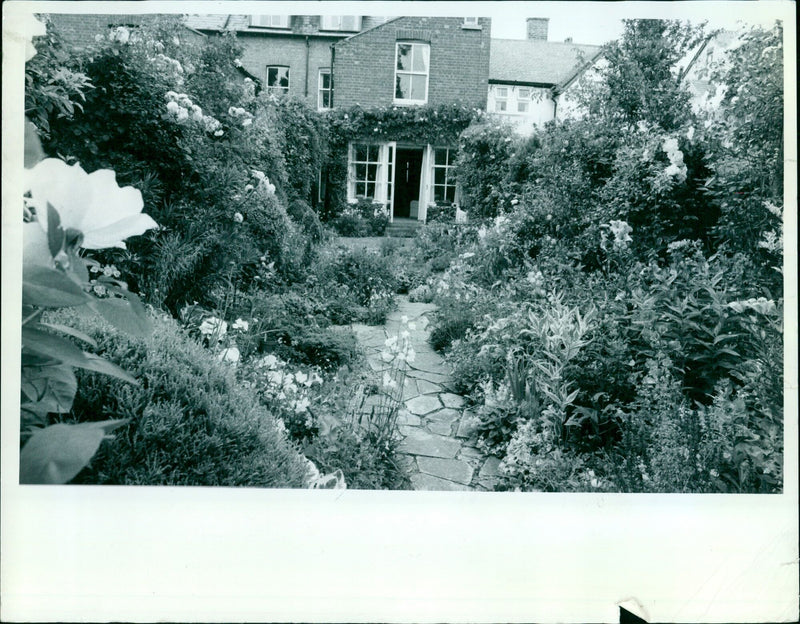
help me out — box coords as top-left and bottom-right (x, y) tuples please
(350, 296), (500, 491)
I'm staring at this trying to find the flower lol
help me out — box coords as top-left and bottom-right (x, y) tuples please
(199, 316), (227, 337)
(233, 211), (244, 223)
(382, 372), (397, 388)
(232, 318), (249, 331)
(262, 354), (279, 369)
(25, 159), (157, 250)
(294, 397), (310, 413)
(295, 371), (308, 385)
(24, 13), (47, 61)
(218, 346), (240, 364)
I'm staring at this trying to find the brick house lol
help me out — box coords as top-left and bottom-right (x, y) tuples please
(45, 13), (206, 48)
(331, 16), (491, 222)
(183, 14), (391, 109)
(487, 18), (603, 133)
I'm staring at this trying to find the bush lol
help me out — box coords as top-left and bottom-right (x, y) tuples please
(329, 199), (389, 237)
(56, 310), (309, 487)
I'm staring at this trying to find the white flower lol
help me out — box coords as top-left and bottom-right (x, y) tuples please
(262, 354), (279, 369)
(232, 318), (249, 331)
(233, 211), (244, 223)
(218, 346), (240, 363)
(400, 330), (410, 340)
(382, 372), (397, 388)
(111, 26), (130, 44)
(295, 371), (308, 385)
(24, 14), (47, 61)
(294, 397), (310, 413)
(242, 118), (252, 127)
(401, 315), (409, 324)
(407, 322), (416, 331)
(25, 159), (157, 250)
(199, 316), (227, 338)
(214, 129), (224, 137)
(384, 335), (398, 347)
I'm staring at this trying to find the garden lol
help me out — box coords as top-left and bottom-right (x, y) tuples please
(19, 16), (785, 492)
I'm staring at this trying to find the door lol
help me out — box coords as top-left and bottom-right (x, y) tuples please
(393, 147), (424, 219)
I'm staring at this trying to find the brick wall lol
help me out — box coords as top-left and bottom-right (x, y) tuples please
(332, 16), (491, 109)
(46, 14), (163, 47)
(238, 33), (334, 106)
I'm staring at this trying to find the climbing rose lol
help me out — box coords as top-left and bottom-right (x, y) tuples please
(25, 159), (157, 250)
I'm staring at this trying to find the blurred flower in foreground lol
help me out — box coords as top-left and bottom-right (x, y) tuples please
(25, 159), (158, 250)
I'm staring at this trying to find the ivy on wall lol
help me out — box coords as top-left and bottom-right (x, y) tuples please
(320, 103), (482, 220)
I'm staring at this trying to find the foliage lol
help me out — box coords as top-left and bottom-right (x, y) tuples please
(455, 120), (519, 218)
(329, 198), (390, 237)
(20, 127), (157, 484)
(59, 311), (308, 486)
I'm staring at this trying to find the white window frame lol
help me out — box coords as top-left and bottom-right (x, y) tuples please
(318, 68), (332, 110)
(393, 42), (430, 105)
(251, 16), (290, 29)
(266, 65), (290, 95)
(347, 143), (395, 210)
(430, 147), (458, 205)
(320, 16), (361, 31)
(494, 86), (509, 112)
(462, 17), (481, 29)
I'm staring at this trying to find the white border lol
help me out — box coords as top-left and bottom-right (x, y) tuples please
(2, 3), (797, 622)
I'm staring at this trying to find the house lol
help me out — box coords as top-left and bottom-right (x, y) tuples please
(331, 16), (492, 223)
(487, 18), (603, 133)
(45, 13), (206, 48)
(183, 14), (391, 109)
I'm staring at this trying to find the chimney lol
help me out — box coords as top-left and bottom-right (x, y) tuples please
(526, 17), (549, 41)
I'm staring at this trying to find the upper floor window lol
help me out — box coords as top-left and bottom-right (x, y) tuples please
(267, 66), (290, 95)
(394, 42), (429, 104)
(494, 87), (509, 112)
(318, 69), (332, 110)
(320, 16), (361, 31)
(517, 87), (531, 113)
(251, 16), (290, 29)
(462, 17), (481, 28)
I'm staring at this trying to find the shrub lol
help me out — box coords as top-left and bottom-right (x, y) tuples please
(57, 310), (309, 487)
(329, 198), (389, 237)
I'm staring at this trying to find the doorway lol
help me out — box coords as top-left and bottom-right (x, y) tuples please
(393, 147), (423, 219)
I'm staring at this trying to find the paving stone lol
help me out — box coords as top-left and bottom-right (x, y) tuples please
(440, 392), (466, 409)
(479, 456), (502, 481)
(427, 420), (455, 436)
(456, 411), (480, 439)
(396, 409), (421, 427)
(405, 394), (441, 416)
(458, 445), (484, 462)
(410, 472), (471, 491)
(408, 352), (448, 374)
(398, 429), (461, 459)
(416, 457), (474, 485)
(426, 408), (461, 436)
(401, 378), (420, 401)
(416, 378), (442, 395)
(406, 369), (452, 385)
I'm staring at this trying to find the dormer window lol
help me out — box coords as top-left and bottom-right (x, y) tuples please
(251, 16), (290, 29)
(320, 16), (361, 31)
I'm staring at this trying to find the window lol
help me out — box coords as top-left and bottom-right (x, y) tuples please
(266, 66), (290, 95)
(320, 15), (361, 31)
(394, 42), (430, 104)
(318, 69), (332, 109)
(251, 16), (289, 28)
(432, 148), (457, 203)
(517, 87), (531, 113)
(462, 17), (480, 28)
(351, 144), (381, 199)
(317, 168), (327, 205)
(494, 87), (508, 112)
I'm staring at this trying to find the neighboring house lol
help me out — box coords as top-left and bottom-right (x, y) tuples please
(184, 14), (391, 109)
(678, 30), (741, 116)
(46, 13), (206, 47)
(331, 16), (491, 222)
(488, 18), (603, 133)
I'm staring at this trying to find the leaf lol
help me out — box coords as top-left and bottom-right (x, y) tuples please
(39, 322), (98, 348)
(24, 120), (45, 168)
(20, 363), (78, 415)
(78, 353), (139, 385)
(46, 203), (65, 258)
(22, 265), (89, 307)
(22, 326), (88, 367)
(89, 297), (152, 336)
(19, 420), (129, 484)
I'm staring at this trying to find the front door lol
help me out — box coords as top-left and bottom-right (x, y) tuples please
(393, 147), (423, 219)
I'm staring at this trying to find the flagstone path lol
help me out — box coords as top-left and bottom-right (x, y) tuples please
(350, 296), (501, 491)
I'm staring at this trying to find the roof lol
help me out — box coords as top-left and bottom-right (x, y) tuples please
(490, 38), (602, 87)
